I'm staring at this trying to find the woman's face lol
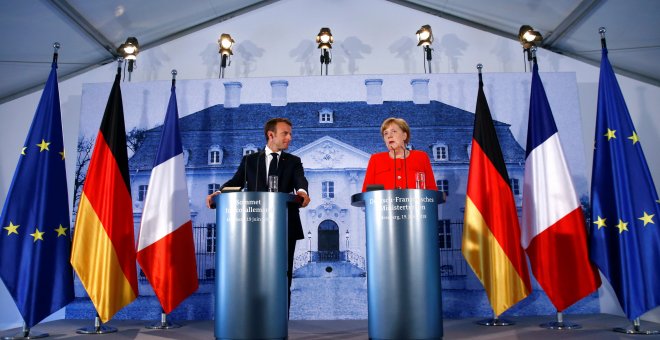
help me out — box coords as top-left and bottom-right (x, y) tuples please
(382, 123), (407, 151)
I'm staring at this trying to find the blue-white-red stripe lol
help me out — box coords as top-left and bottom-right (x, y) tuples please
(136, 84), (198, 313)
(521, 63), (600, 311)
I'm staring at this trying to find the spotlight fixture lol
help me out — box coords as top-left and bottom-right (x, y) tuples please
(518, 25), (543, 71)
(218, 33), (235, 79)
(316, 27), (333, 75)
(416, 25), (433, 73)
(117, 37), (139, 81)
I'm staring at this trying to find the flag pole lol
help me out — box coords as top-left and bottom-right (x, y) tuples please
(145, 309), (182, 330)
(614, 317), (660, 335)
(116, 57), (123, 77)
(538, 29), (594, 335)
(75, 313), (117, 334)
(1, 41), (66, 340)
(599, 26), (607, 49)
(592, 27), (660, 335)
(1, 322), (48, 340)
(52, 42), (60, 64)
(477, 315), (514, 327)
(529, 43), (591, 331)
(539, 310), (581, 330)
(171, 68), (177, 87)
(143, 70), (183, 331)
(74, 61), (128, 335)
(470, 64), (517, 327)
(595, 25), (659, 337)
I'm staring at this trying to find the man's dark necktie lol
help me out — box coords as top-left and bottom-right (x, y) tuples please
(268, 153), (279, 178)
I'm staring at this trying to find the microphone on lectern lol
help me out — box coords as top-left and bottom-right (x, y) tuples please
(242, 155), (249, 192)
(255, 150), (263, 191)
(403, 144), (409, 189)
(391, 145), (397, 189)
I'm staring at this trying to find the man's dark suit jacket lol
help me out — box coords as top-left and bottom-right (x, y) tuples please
(220, 150), (308, 241)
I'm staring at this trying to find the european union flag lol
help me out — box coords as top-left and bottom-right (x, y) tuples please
(589, 46), (660, 320)
(0, 61), (74, 327)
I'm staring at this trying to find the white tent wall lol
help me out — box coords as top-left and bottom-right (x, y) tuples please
(1, 0), (659, 329)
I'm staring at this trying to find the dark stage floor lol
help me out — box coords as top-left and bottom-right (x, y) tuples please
(2, 314), (659, 339)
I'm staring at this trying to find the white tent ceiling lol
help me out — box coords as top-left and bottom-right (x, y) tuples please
(1, 0), (659, 104)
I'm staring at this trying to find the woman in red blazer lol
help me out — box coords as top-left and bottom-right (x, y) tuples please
(362, 117), (437, 192)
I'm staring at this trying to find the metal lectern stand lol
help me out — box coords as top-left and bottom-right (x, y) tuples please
(214, 192), (293, 340)
(352, 189), (444, 340)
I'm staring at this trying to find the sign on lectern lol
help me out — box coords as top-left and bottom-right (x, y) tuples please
(352, 189), (444, 340)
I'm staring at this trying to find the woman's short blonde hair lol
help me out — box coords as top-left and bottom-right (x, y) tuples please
(380, 117), (411, 144)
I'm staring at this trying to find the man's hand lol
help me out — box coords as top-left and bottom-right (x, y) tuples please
(206, 191), (221, 209)
(297, 191), (310, 208)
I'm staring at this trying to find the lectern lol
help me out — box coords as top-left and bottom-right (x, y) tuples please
(352, 189), (444, 340)
(214, 191), (293, 340)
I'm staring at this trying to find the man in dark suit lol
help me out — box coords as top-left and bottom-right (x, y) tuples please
(206, 117), (310, 311)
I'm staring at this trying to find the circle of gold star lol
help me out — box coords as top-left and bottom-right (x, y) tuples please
(593, 216), (607, 229)
(604, 128), (616, 141)
(4, 221), (19, 235)
(615, 219), (628, 234)
(638, 212), (655, 227)
(628, 131), (639, 145)
(37, 139), (50, 152)
(55, 224), (68, 237)
(30, 228), (45, 242)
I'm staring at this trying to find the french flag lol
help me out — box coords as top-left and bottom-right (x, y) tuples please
(521, 62), (600, 311)
(137, 82), (199, 313)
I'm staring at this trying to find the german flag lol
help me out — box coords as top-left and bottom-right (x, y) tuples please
(462, 71), (531, 316)
(71, 69), (138, 322)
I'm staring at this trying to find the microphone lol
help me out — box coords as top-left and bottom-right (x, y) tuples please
(403, 145), (409, 189)
(255, 150), (262, 191)
(391, 145), (397, 189)
(242, 155), (248, 192)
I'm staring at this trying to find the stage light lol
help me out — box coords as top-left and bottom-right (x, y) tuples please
(316, 27), (333, 75)
(416, 25), (433, 73)
(218, 33), (235, 78)
(518, 25), (543, 70)
(117, 37), (139, 81)
(416, 25), (433, 46)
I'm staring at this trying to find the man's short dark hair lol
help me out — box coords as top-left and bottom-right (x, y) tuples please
(264, 118), (292, 141)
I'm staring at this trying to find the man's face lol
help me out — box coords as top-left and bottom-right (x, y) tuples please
(268, 122), (292, 152)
